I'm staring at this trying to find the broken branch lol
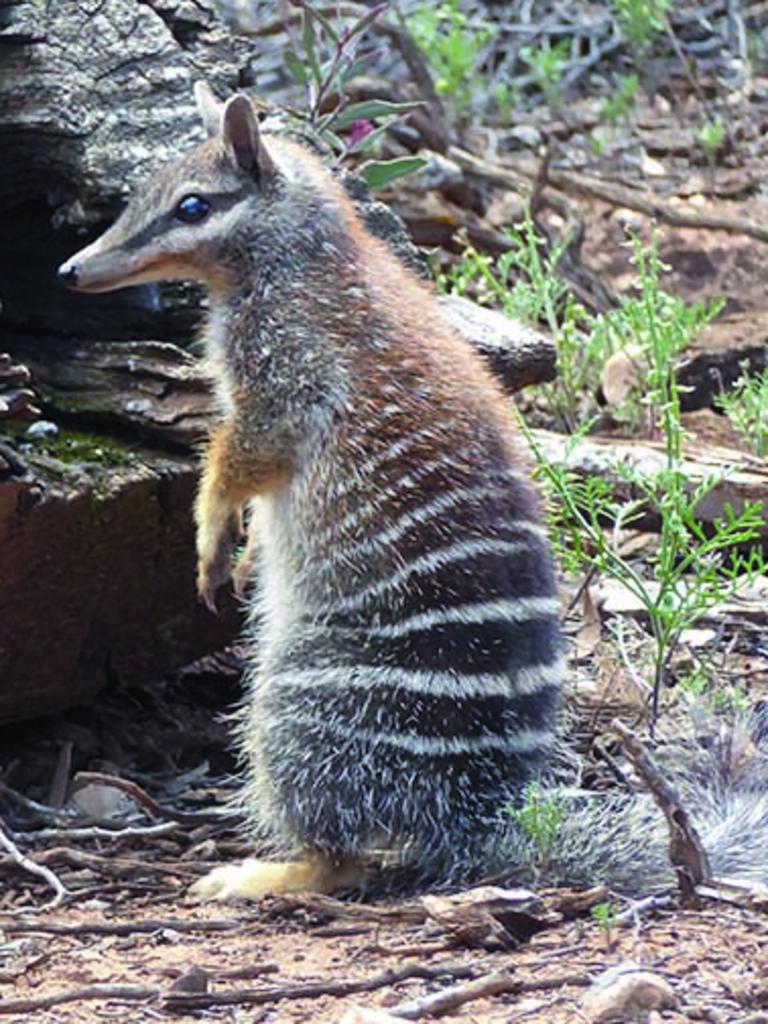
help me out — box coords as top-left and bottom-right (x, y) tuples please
(612, 719), (712, 900)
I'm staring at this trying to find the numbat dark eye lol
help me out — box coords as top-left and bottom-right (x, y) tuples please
(175, 194), (211, 223)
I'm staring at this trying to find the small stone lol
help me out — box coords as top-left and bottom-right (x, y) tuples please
(70, 782), (134, 821)
(640, 152), (666, 177)
(508, 125), (543, 149)
(581, 964), (677, 1023)
(77, 898), (110, 912)
(169, 965), (209, 994)
(338, 1009), (403, 1024)
(611, 207), (644, 234)
(25, 419), (59, 439)
(599, 348), (642, 405)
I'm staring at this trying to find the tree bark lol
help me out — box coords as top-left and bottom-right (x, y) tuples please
(0, 0), (259, 721)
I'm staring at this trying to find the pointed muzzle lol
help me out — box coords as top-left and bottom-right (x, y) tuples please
(56, 229), (155, 294)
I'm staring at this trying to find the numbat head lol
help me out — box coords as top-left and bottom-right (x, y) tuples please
(59, 85), (325, 295)
(61, 84), (564, 894)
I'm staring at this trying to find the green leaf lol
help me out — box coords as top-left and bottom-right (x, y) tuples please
(301, 11), (322, 88)
(284, 47), (308, 86)
(317, 127), (345, 154)
(359, 156), (427, 190)
(332, 100), (424, 131)
(305, 5), (340, 44)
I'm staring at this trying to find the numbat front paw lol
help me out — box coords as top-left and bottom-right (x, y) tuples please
(196, 554), (233, 613)
(196, 516), (244, 611)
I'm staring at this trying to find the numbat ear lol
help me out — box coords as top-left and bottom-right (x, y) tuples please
(194, 80), (224, 137)
(221, 94), (277, 183)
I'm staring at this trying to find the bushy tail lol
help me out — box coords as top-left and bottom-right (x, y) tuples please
(493, 713), (768, 894)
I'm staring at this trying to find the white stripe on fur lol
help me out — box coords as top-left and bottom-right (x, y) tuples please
(326, 537), (529, 613)
(367, 596), (560, 638)
(324, 484), (547, 566)
(273, 664), (512, 698)
(284, 713), (554, 756)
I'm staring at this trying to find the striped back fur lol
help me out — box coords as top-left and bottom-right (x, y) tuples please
(231, 207), (564, 878)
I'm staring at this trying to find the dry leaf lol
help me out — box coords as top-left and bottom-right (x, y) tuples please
(421, 886), (553, 949)
(575, 586), (602, 661)
(600, 348), (643, 405)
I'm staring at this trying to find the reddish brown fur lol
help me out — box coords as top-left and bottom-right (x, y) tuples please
(197, 151), (536, 599)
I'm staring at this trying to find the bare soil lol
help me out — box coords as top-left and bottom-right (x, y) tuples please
(2, 885), (768, 1022)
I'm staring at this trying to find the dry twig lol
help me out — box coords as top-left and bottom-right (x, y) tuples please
(14, 821), (181, 842)
(387, 970), (519, 1018)
(2, 917), (246, 937)
(449, 146), (768, 246)
(0, 985), (159, 1015)
(163, 961), (475, 1012)
(0, 781), (68, 825)
(0, 819), (67, 910)
(386, 969), (592, 1019)
(0, 845), (203, 881)
(0, 963), (474, 1015)
(613, 719), (712, 900)
(266, 891), (427, 924)
(73, 770), (242, 826)
(544, 169), (768, 245)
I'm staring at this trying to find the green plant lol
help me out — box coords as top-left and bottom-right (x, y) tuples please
(716, 367), (768, 456)
(591, 901), (618, 946)
(404, 0), (492, 112)
(521, 239), (766, 722)
(440, 221), (735, 439)
(677, 664), (710, 700)
(519, 39), (570, 112)
(697, 118), (727, 167)
(601, 73), (639, 126)
(590, 74), (640, 157)
(493, 81), (520, 123)
(438, 217), (567, 331)
(590, 245), (723, 436)
(283, 1), (427, 188)
(438, 215), (610, 432)
(510, 783), (565, 863)
(747, 27), (767, 67)
(711, 684), (750, 714)
(609, 0), (671, 52)
(588, 132), (607, 158)
(678, 664), (750, 714)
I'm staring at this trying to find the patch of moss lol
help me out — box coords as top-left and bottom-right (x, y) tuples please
(26, 429), (133, 468)
(35, 388), (98, 416)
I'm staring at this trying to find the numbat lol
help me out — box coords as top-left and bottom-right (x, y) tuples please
(60, 84), (563, 899)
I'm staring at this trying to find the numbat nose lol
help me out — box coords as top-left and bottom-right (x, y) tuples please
(57, 262), (80, 288)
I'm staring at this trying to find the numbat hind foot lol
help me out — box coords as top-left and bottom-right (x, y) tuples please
(189, 857), (366, 902)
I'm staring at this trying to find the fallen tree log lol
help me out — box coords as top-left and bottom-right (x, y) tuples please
(0, 444), (239, 723)
(4, 306), (555, 449)
(0, 0), (557, 722)
(0, 0), (258, 721)
(532, 428), (768, 537)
